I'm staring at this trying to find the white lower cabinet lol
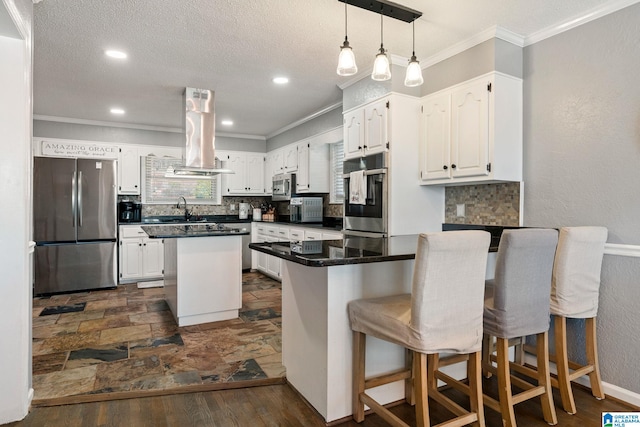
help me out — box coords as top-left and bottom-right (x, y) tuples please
(252, 223), (343, 281)
(118, 225), (164, 283)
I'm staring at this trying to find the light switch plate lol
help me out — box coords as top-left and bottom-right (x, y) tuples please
(456, 204), (465, 217)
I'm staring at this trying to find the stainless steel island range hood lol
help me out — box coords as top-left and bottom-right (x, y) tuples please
(165, 87), (234, 178)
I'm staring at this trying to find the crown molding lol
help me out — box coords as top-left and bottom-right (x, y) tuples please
(216, 132), (266, 141)
(33, 115), (183, 133)
(524, 0), (640, 46)
(421, 25), (524, 69)
(266, 101), (343, 140)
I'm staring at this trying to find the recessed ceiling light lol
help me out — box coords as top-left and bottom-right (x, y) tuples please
(105, 50), (127, 59)
(272, 77), (289, 85)
(221, 120), (233, 126)
(110, 108), (125, 115)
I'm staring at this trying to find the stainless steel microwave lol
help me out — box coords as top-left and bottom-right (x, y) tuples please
(272, 173), (294, 201)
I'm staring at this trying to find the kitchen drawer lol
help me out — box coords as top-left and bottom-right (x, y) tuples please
(289, 227), (305, 241)
(277, 227), (290, 241)
(120, 225), (147, 238)
(305, 230), (322, 241)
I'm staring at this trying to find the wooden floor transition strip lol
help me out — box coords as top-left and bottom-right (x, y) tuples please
(31, 376), (286, 407)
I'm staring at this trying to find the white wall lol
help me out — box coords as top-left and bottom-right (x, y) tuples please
(523, 3), (640, 395)
(0, 0), (33, 423)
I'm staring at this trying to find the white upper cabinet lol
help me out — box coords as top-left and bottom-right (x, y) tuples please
(296, 139), (330, 193)
(343, 98), (389, 160)
(419, 72), (523, 186)
(283, 145), (298, 172)
(118, 146), (140, 194)
(219, 151), (266, 195)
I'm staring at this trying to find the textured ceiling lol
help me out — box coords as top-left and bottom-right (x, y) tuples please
(33, 0), (620, 138)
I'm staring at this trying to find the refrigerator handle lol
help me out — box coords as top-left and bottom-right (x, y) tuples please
(78, 170), (83, 227)
(72, 170), (77, 228)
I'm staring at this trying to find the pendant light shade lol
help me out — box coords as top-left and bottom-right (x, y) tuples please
(404, 56), (423, 86)
(371, 14), (391, 81)
(404, 21), (424, 87)
(337, 3), (358, 76)
(372, 48), (391, 81)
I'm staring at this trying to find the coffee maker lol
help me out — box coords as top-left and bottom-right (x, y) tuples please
(119, 200), (141, 223)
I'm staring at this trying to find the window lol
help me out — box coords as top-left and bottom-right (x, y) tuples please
(329, 141), (344, 204)
(142, 156), (221, 204)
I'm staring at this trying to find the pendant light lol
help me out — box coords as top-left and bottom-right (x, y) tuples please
(371, 13), (391, 81)
(404, 20), (424, 87)
(337, 3), (357, 76)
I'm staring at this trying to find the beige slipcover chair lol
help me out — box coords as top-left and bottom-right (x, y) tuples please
(348, 231), (490, 427)
(482, 228), (559, 427)
(550, 226), (608, 414)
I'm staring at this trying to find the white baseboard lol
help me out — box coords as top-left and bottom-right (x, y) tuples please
(136, 280), (164, 289)
(524, 354), (640, 407)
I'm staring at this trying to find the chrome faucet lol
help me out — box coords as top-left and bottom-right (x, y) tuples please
(176, 196), (191, 220)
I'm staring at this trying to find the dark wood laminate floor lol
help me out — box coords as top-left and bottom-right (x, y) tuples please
(8, 380), (637, 427)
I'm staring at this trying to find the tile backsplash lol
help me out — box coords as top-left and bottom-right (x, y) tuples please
(445, 182), (520, 226)
(140, 196), (270, 217)
(119, 194), (344, 219)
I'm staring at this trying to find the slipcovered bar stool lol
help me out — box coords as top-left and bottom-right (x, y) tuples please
(348, 231), (490, 427)
(550, 226), (608, 414)
(482, 229), (559, 427)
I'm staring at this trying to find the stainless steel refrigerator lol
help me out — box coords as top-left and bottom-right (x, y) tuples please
(34, 157), (117, 295)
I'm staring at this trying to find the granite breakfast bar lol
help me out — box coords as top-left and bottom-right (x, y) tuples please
(250, 233), (501, 423)
(142, 224), (249, 327)
(250, 236), (443, 422)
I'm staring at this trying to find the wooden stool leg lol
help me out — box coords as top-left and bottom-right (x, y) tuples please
(554, 316), (577, 414)
(482, 333), (493, 378)
(586, 317), (605, 400)
(496, 338), (517, 427)
(406, 349), (415, 405)
(414, 352), (430, 427)
(427, 353), (439, 394)
(468, 351), (485, 427)
(352, 331), (366, 422)
(536, 331), (558, 425)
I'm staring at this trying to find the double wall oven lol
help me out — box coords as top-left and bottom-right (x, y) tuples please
(343, 153), (388, 238)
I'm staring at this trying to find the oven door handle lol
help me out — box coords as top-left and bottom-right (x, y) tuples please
(353, 168), (386, 176)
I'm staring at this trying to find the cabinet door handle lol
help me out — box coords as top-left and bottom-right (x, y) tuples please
(363, 145), (367, 149)
(443, 165), (448, 170)
(451, 164), (457, 169)
(358, 146), (362, 150)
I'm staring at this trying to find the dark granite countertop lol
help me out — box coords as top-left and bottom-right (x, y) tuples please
(250, 229), (504, 267)
(142, 224), (250, 239)
(120, 215), (253, 226)
(257, 216), (343, 231)
(250, 235), (421, 267)
(442, 223), (523, 251)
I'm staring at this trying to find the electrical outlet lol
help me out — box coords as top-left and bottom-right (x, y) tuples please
(230, 204), (235, 211)
(456, 204), (465, 218)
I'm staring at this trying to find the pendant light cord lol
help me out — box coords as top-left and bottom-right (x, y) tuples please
(380, 13), (384, 48)
(344, 3), (348, 40)
(412, 20), (416, 56)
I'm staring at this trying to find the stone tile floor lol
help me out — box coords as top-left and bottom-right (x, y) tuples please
(31, 271), (283, 400)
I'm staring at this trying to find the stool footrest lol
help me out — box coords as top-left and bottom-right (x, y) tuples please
(360, 392), (409, 427)
(364, 368), (412, 390)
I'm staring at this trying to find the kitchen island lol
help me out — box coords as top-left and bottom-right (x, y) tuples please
(249, 235), (427, 422)
(143, 224), (249, 326)
(251, 234), (498, 423)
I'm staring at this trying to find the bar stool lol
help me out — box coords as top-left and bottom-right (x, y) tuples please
(348, 231), (490, 427)
(550, 226), (608, 414)
(482, 229), (559, 427)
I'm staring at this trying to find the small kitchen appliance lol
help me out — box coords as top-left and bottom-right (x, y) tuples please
(290, 197), (323, 223)
(272, 173), (294, 201)
(238, 202), (250, 220)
